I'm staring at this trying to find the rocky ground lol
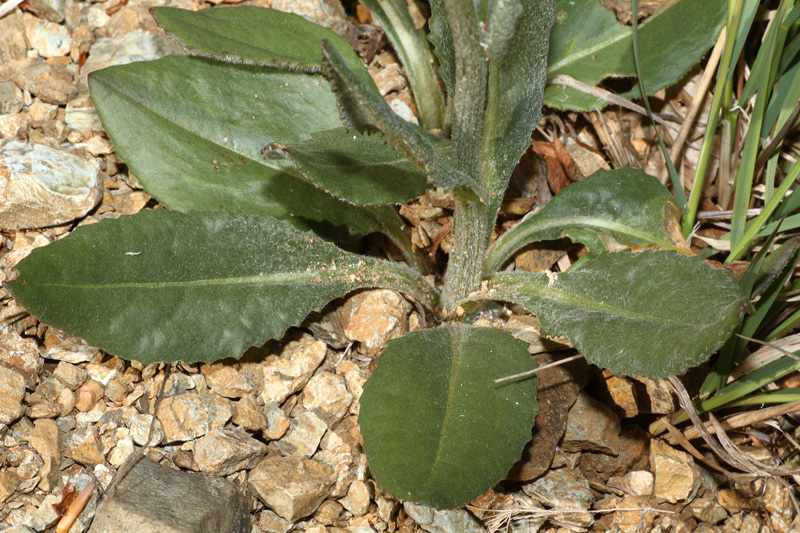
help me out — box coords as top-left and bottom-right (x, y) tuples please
(1, 0), (799, 532)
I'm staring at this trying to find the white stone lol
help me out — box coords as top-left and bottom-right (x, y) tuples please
(0, 141), (102, 229)
(24, 13), (71, 57)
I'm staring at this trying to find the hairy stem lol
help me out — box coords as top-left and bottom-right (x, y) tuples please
(442, 192), (493, 311)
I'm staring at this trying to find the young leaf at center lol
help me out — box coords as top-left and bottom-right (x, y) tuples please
(359, 324), (539, 509)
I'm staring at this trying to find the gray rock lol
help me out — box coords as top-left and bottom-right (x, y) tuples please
(248, 455), (334, 523)
(523, 468), (594, 510)
(0, 332), (42, 389)
(90, 456), (250, 533)
(0, 81), (23, 114)
(27, 0), (66, 22)
(0, 141), (102, 229)
(191, 426), (267, 476)
(271, 0), (350, 35)
(561, 391), (620, 455)
(11, 62), (75, 105)
(403, 502), (486, 533)
(0, 364), (25, 424)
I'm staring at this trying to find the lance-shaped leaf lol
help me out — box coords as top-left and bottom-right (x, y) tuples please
(483, 251), (745, 377)
(545, 0), (727, 110)
(151, 6), (376, 89)
(263, 128), (428, 205)
(427, 0), (455, 95)
(8, 210), (437, 365)
(483, 0), (555, 195)
(484, 167), (689, 274)
(359, 0), (445, 130)
(359, 324), (538, 509)
(321, 40), (480, 194)
(89, 56), (398, 242)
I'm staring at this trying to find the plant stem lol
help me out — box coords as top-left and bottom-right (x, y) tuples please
(441, 192), (493, 311)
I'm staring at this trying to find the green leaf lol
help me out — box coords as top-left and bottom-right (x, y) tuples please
(427, 0), (455, 95)
(150, 6), (376, 89)
(359, 324), (538, 508)
(484, 167), (689, 274)
(358, 0), (445, 130)
(89, 56), (394, 242)
(321, 40), (479, 193)
(483, 0), (555, 194)
(484, 251), (744, 377)
(8, 210), (437, 365)
(264, 128), (428, 205)
(545, 0), (727, 110)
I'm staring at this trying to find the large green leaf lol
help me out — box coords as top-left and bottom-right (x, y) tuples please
(265, 128), (428, 205)
(484, 251), (745, 377)
(545, 0), (727, 110)
(359, 324), (538, 508)
(8, 210), (437, 365)
(483, 167), (688, 274)
(151, 6), (376, 89)
(89, 56), (396, 242)
(483, 0), (555, 193)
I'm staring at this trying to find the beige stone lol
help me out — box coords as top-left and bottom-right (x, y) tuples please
(338, 290), (409, 353)
(302, 372), (353, 426)
(248, 456), (335, 523)
(156, 391), (231, 442)
(260, 334), (326, 404)
(191, 426), (267, 476)
(27, 419), (61, 491)
(651, 439), (695, 503)
(0, 364), (25, 424)
(74, 379), (104, 412)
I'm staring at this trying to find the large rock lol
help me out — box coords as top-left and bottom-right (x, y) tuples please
(10, 62), (75, 105)
(191, 426), (267, 476)
(89, 456), (250, 533)
(0, 141), (102, 229)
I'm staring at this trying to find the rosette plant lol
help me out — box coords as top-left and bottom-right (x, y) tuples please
(8, 0), (745, 508)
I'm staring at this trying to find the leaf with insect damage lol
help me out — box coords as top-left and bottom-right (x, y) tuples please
(8, 210), (437, 365)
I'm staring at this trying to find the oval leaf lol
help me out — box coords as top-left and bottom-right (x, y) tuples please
(151, 6), (375, 88)
(484, 167), (689, 274)
(8, 210), (437, 365)
(89, 56), (393, 241)
(484, 251), (744, 377)
(265, 128), (428, 205)
(545, 0), (726, 110)
(359, 324), (538, 508)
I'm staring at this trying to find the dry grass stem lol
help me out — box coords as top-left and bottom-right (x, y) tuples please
(494, 353), (585, 383)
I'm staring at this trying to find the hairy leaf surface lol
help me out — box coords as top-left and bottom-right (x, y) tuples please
(265, 128), (428, 205)
(484, 167), (689, 274)
(427, 0), (455, 94)
(9, 210), (437, 364)
(545, 0), (726, 110)
(151, 6), (375, 88)
(484, 0), (555, 191)
(89, 56), (396, 241)
(485, 251), (744, 377)
(360, 324), (538, 508)
(321, 41), (479, 194)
